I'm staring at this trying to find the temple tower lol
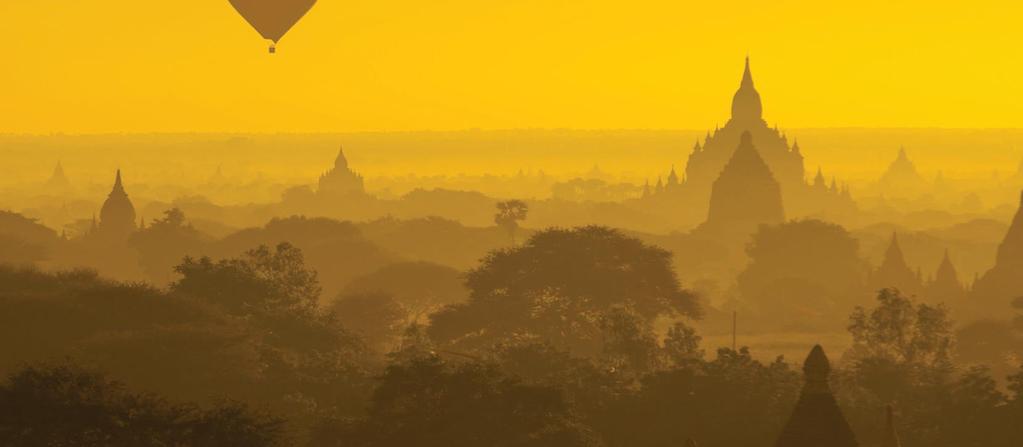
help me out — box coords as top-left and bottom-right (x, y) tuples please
(870, 233), (922, 296)
(973, 190), (1023, 307)
(731, 56), (763, 124)
(774, 345), (859, 447)
(703, 131), (785, 235)
(926, 249), (965, 302)
(97, 169), (137, 238)
(318, 146), (366, 196)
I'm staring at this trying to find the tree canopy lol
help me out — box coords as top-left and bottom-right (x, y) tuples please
(429, 226), (699, 358)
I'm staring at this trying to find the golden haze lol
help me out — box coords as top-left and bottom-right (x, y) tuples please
(3, 0), (1023, 133)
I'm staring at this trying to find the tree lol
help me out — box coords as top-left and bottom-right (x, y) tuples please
(340, 261), (468, 322)
(313, 356), (601, 447)
(494, 200), (529, 244)
(600, 348), (799, 447)
(0, 210), (59, 265)
(598, 307), (662, 373)
(843, 288), (955, 406)
(173, 242), (321, 316)
(428, 226), (699, 359)
(0, 363), (284, 447)
(847, 288), (954, 370)
(328, 292), (409, 354)
(130, 208), (208, 285)
(209, 216), (394, 298)
(737, 219), (866, 330)
(663, 321), (705, 368)
(171, 243), (372, 420)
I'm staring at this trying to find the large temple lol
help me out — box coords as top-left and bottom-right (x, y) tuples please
(642, 58), (855, 224)
(685, 58), (806, 201)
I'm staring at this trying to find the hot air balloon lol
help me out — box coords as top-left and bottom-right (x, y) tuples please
(229, 0), (318, 54)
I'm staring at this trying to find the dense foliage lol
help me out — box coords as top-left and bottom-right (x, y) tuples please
(1, 225), (1022, 446)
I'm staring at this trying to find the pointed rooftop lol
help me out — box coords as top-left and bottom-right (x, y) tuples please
(731, 57), (763, 123)
(46, 161), (71, 190)
(996, 190), (1023, 266)
(334, 146), (350, 170)
(667, 165), (680, 186)
(934, 250), (961, 287)
(814, 167), (826, 189)
(98, 169), (137, 237)
(873, 232), (922, 296)
(973, 190), (1023, 304)
(774, 345), (859, 447)
(704, 131), (785, 232)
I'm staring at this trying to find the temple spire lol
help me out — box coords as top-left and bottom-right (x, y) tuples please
(731, 56), (763, 122)
(741, 56), (754, 88)
(884, 233), (907, 269)
(334, 145), (350, 169)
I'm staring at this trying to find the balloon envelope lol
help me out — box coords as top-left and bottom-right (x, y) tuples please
(229, 0), (317, 44)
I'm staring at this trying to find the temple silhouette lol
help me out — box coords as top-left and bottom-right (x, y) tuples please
(95, 170), (137, 239)
(925, 249), (966, 303)
(972, 190), (1023, 308)
(699, 130), (785, 236)
(641, 58), (855, 223)
(318, 146), (366, 196)
(773, 345), (859, 447)
(879, 147), (926, 194)
(869, 232), (924, 297)
(43, 161), (71, 193)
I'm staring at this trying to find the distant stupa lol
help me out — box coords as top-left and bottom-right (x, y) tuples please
(702, 130), (785, 235)
(318, 146), (365, 196)
(870, 232), (922, 296)
(879, 147), (925, 192)
(774, 345), (859, 447)
(45, 161), (71, 191)
(925, 249), (965, 302)
(972, 190), (1023, 306)
(97, 169), (137, 238)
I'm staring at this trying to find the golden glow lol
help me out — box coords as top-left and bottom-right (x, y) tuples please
(3, 1), (1023, 133)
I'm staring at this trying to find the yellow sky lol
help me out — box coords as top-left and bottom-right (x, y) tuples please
(3, 0), (1023, 133)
